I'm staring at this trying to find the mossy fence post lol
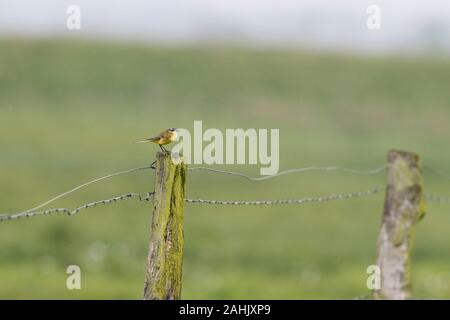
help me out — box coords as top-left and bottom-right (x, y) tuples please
(143, 151), (186, 300)
(374, 150), (426, 300)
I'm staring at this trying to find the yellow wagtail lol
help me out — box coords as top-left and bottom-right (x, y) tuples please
(136, 128), (178, 153)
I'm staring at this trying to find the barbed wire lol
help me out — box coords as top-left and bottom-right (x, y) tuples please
(2, 160), (450, 222)
(0, 188), (383, 222)
(0, 163), (386, 217)
(185, 187), (383, 205)
(425, 194), (450, 204)
(188, 164), (388, 181)
(3, 188), (450, 222)
(0, 192), (155, 222)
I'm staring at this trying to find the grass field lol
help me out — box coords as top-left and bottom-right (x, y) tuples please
(0, 38), (450, 299)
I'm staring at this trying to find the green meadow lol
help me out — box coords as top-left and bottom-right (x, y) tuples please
(0, 39), (449, 299)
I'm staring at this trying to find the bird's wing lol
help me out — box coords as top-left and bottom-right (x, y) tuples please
(156, 129), (169, 138)
(136, 129), (168, 143)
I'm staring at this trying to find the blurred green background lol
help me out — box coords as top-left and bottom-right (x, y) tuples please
(0, 39), (449, 299)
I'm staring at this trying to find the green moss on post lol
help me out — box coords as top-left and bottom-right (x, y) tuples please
(143, 151), (186, 300)
(374, 150), (426, 300)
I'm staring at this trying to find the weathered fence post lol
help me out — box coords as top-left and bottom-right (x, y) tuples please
(374, 150), (426, 300)
(143, 151), (186, 300)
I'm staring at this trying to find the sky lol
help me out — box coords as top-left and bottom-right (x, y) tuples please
(0, 0), (449, 54)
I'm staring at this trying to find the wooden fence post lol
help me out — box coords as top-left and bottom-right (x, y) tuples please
(374, 150), (426, 300)
(143, 151), (186, 300)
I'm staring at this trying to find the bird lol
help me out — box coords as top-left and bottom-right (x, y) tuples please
(136, 128), (178, 153)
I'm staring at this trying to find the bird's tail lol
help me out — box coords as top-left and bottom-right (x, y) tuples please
(136, 138), (152, 143)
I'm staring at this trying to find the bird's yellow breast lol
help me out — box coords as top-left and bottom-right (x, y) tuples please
(169, 131), (177, 141)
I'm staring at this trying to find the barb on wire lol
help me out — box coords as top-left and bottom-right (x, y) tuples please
(185, 187), (382, 205)
(425, 194), (450, 204)
(0, 164), (154, 217)
(188, 165), (387, 181)
(0, 192), (155, 222)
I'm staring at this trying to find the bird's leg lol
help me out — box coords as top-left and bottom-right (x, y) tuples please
(159, 144), (170, 154)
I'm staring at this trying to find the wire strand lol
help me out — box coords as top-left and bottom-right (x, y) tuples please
(424, 166), (450, 181)
(185, 187), (382, 205)
(188, 165), (387, 181)
(0, 188), (383, 222)
(425, 194), (450, 204)
(0, 192), (155, 222)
